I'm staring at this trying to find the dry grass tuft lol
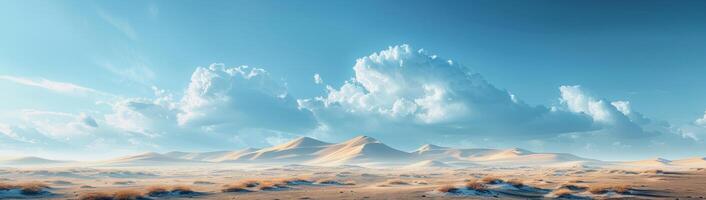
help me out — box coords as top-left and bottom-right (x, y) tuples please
(558, 183), (587, 191)
(78, 192), (113, 200)
(551, 188), (574, 197)
(112, 189), (145, 200)
(18, 182), (50, 195)
(257, 181), (287, 190)
(588, 184), (632, 194)
(237, 179), (260, 188)
(193, 181), (214, 185)
(435, 185), (459, 193)
(568, 179), (584, 183)
(171, 185), (195, 194)
(146, 185), (169, 196)
(642, 169), (664, 174)
(386, 179), (409, 185)
(505, 179), (524, 187)
(222, 183), (252, 193)
(480, 176), (503, 184)
(0, 182), (15, 190)
(465, 181), (488, 191)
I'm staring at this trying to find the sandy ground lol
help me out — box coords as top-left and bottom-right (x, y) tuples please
(1, 165), (705, 199)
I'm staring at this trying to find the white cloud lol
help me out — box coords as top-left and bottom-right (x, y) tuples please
(177, 63), (316, 132)
(101, 61), (156, 86)
(696, 110), (706, 127)
(97, 8), (138, 40)
(0, 75), (110, 97)
(299, 44), (597, 144)
(314, 73), (323, 84)
(20, 110), (99, 138)
(104, 98), (175, 137)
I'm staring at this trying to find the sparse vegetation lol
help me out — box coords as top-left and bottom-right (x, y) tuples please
(505, 179), (524, 187)
(273, 177), (313, 185)
(18, 182), (50, 195)
(193, 181), (215, 185)
(642, 169), (664, 174)
(146, 185), (169, 196)
(315, 178), (354, 185)
(112, 189), (145, 200)
(0, 182), (14, 190)
(465, 181), (488, 191)
(435, 185), (458, 193)
(385, 179), (409, 185)
(557, 183), (587, 191)
(588, 184), (632, 194)
(171, 185), (195, 194)
(257, 181), (287, 190)
(222, 183), (252, 193)
(551, 189), (575, 197)
(78, 192), (114, 200)
(480, 176), (503, 184)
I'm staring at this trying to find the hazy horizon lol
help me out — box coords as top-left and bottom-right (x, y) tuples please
(2, 0), (706, 161)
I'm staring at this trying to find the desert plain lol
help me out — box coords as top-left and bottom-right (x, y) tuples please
(1, 136), (705, 200)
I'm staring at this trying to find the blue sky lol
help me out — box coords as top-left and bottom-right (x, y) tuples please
(1, 0), (705, 160)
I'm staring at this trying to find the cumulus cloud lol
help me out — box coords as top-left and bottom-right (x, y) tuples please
(298, 44), (596, 143)
(314, 73), (323, 84)
(105, 98), (176, 137)
(1, 44), (700, 159)
(20, 110), (100, 138)
(696, 111), (706, 127)
(177, 64), (316, 133)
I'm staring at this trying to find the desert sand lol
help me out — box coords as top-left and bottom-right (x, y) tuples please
(1, 136), (704, 199)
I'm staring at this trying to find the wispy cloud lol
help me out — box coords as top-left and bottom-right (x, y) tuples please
(0, 75), (112, 97)
(97, 8), (138, 40)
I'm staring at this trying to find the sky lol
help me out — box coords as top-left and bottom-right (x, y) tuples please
(1, 0), (705, 161)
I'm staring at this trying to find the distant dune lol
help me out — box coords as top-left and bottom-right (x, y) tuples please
(1, 136), (703, 169)
(0, 156), (68, 165)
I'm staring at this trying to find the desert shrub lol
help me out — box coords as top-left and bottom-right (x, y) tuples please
(465, 181), (488, 191)
(78, 192), (113, 200)
(386, 179), (409, 185)
(480, 176), (503, 184)
(193, 181), (214, 185)
(436, 185), (458, 193)
(18, 182), (50, 195)
(567, 179), (584, 183)
(588, 184), (631, 194)
(277, 177), (312, 185)
(146, 185), (169, 196)
(551, 189), (574, 197)
(112, 189), (145, 200)
(171, 185), (195, 194)
(0, 182), (16, 190)
(237, 180), (260, 188)
(505, 179), (524, 187)
(222, 183), (251, 193)
(258, 181), (287, 190)
(558, 183), (587, 191)
(642, 169), (664, 174)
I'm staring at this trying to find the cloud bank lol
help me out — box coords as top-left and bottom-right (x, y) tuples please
(0, 44), (702, 159)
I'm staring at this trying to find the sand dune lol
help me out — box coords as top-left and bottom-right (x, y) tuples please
(670, 157), (706, 167)
(0, 136), (702, 169)
(623, 157), (672, 167)
(308, 136), (412, 166)
(404, 160), (453, 168)
(97, 152), (203, 166)
(0, 156), (68, 165)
